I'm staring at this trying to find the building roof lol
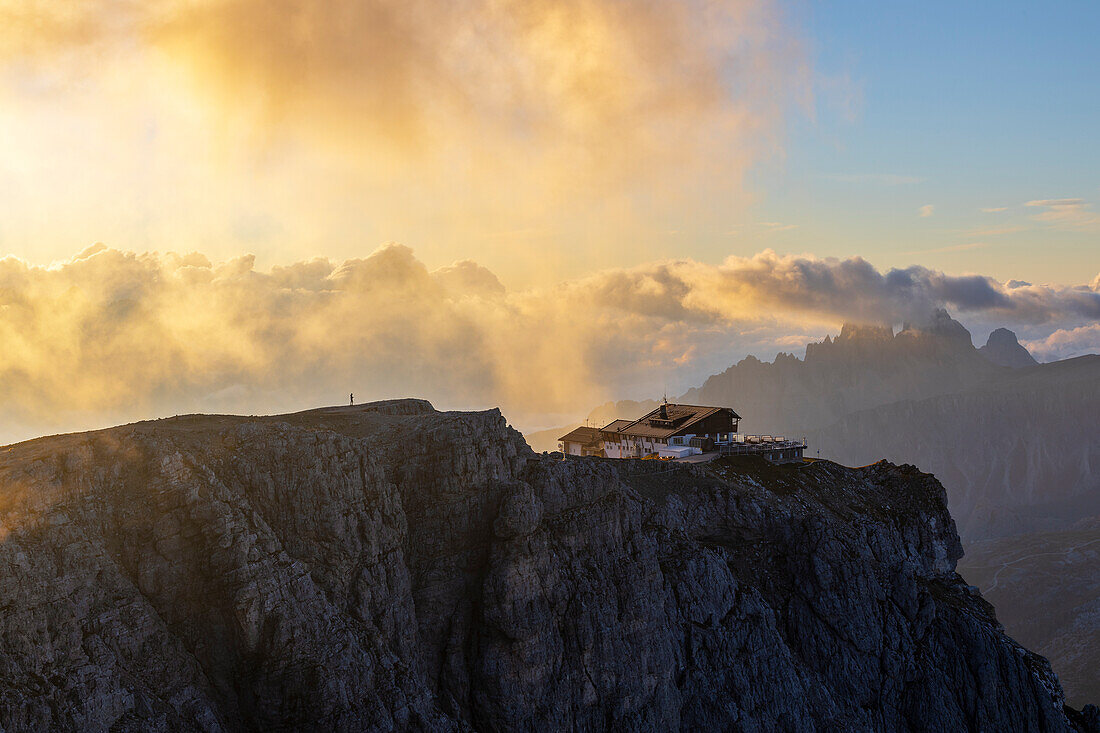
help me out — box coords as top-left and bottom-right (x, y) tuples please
(614, 403), (741, 440)
(599, 419), (633, 432)
(558, 426), (601, 444)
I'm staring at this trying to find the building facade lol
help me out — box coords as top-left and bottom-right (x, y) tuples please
(558, 402), (806, 463)
(558, 426), (603, 457)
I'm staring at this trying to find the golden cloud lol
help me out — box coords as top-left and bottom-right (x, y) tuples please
(0, 0), (817, 284)
(1, 244), (1097, 444)
(0, 0), (806, 197)
(1025, 198), (1100, 230)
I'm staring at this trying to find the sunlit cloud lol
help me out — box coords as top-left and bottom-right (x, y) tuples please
(758, 222), (800, 233)
(1026, 198), (1085, 208)
(1023, 324), (1100, 362)
(1, 244), (1097, 443)
(1025, 198), (1100, 230)
(0, 0), (812, 280)
(918, 204), (935, 217)
(980, 207), (1008, 213)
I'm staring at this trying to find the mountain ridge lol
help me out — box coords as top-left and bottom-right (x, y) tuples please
(1, 401), (1097, 731)
(522, 317), (1100, 704)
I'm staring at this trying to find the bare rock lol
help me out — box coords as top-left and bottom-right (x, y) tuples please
(0, 402), (1093, 731)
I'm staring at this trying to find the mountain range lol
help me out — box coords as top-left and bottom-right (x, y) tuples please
(526, 310), (1100, 705)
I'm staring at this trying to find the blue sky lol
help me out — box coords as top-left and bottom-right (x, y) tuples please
(746, 0), (1100, 285)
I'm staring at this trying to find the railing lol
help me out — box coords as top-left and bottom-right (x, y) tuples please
(717, 437), (807, 456)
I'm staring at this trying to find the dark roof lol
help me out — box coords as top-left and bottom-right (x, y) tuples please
(558, 426), (601, 444)
(599, 419), (633, 432)
(614, 403), (740, 440)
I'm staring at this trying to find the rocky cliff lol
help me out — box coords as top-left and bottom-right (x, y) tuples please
(979, 327), (1039, 369)
(959, 524), (1100, 709)
(526, 315), (1100, 710)
(573, 315), (1098, 544)
(0, 401), (1096, 731)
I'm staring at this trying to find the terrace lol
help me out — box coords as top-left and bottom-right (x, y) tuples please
(716, 435), (807, 463)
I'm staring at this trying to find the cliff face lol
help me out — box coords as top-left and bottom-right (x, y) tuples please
(0, 401), (1095, 732)
(634, 317), (1099, 543)
(529, 317), (1100, 712)
(960, 525), (1100, 709)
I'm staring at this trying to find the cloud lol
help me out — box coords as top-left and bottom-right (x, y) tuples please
(1023, 324), (1100, 362)
(1025, 198), (1100, 229)
(758, 222), (800, 233)
(0, 0), (812, 275)
(431, 259), (506, 297)
(918, 204), (935, 218)
(2, 244), (1098, 443)
(1026, 198), (1085, 208)
(980, 207), (1008, 213)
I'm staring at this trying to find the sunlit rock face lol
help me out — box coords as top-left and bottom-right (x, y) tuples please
(0, 402), (1095, 731)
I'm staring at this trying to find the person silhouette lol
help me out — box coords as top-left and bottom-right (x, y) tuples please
(350, 393), (354, 406)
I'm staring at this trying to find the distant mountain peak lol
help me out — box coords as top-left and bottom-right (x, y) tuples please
(899, 308), (974, 346)
(979, 327), (1039, 368)
(837, 322), (894, 342)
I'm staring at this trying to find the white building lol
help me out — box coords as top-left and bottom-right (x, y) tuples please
(558, 402), (807, 463)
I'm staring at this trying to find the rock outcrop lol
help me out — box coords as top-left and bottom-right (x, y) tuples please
(575, 314), (1098, 543)
(0, 401), (1095, 731)
(959, 524), (1100, 709)
(979, 327), (1039, 368)
(528, 313), (1100, 708)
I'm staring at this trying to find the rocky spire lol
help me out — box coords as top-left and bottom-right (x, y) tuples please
(979, 327), (1039, 368)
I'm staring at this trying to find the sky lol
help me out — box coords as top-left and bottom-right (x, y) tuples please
(0, 0), (1097, 442)
(751, 1), (1100, 285)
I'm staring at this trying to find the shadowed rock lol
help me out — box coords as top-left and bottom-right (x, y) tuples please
(979, 327), (1040, 368)
(0, 402), (1096, 731)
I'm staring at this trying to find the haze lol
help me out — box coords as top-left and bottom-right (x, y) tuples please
(0, 0), (1097, 443)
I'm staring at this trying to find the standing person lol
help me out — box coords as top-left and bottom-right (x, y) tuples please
(350, 393), (354, 406)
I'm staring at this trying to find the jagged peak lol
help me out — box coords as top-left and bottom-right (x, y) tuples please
(979, 327), (1038, 368)
(898, 308), (973, 345)
(837, 322), (895, 342)
(984, 327), (1022, 348)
